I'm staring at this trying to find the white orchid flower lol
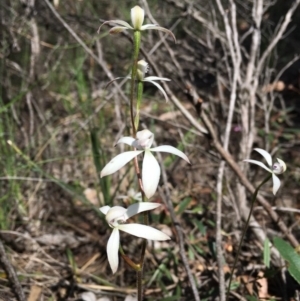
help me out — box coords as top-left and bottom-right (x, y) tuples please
(107, 60), (170, 101)
(101, 129), (190, 199)
(100, 202), (170, 274)
(136, 60), (170, 101)
(244, 148), (287, 195)
(99, 6), (176, 42)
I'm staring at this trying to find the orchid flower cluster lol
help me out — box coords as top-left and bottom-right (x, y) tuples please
(98, 5), (190, 278)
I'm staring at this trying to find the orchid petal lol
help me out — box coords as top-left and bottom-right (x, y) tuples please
(131, 6), (144, 30)
(98, 20), (133, 34)
(125, 202), (161, 219)
(140, 24), (157, 29)
(150, 145), (190, 163)
(105, 20), (133, 29)
(140, 25), (177, 43)
(101, 151), (143, 177)
(100, 205), (111, 215)
(142, 151), (160, 199)
(144, 76), (170, 82)
(118, 224), (170, 240)
(105, 77), (128, 89)
(116, 137), (136, 147)
(243, 159), (272, 173)
(107, 228), (120, 274)
(109, 27), (129, 34)
(144, 80), (169, 102)
(272, 173), (281, 195)
(254, 148), (273, 167)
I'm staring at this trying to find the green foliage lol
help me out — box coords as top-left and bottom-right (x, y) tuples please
(263, 237), (271, 268)
(273, 237), (300, 284)
(90, 128), (111, 205)
(0, 76), (27, 228)
(176, 197), (193, 215)
(66, 248), (77, 273)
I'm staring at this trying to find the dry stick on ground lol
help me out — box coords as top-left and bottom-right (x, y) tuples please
(0, 239), (25, 301)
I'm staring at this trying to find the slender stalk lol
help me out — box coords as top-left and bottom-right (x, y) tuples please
(136, 194), (149, 300)
(135, 81), (144, 130)
(130, 31), (141, 136)
(139, 211), (149, 264)
(137, 270), (143, 301)
(226, 174), (271, 300)
(120, 247), (141, 271)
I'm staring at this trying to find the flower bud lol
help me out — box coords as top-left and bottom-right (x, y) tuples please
(137, 60), (149, 81)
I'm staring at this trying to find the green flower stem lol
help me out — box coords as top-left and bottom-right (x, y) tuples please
(130, 31), (141, 136)
(134, 81), (144, 130)
(133, 31), (141, 62)
(226, 174), (272, 300)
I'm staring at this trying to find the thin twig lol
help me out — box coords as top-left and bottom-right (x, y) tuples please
(0, 239), (25, 301)
(215, 161), (226, 301)
(156, 154), (200, 301)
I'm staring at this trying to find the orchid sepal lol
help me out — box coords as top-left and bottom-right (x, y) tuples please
(100, 151), (143, 178)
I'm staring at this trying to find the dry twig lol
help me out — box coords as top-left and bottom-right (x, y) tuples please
(0, 239), (25, 301)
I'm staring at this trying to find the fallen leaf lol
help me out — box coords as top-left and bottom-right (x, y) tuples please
(28, 285), (42, 301)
